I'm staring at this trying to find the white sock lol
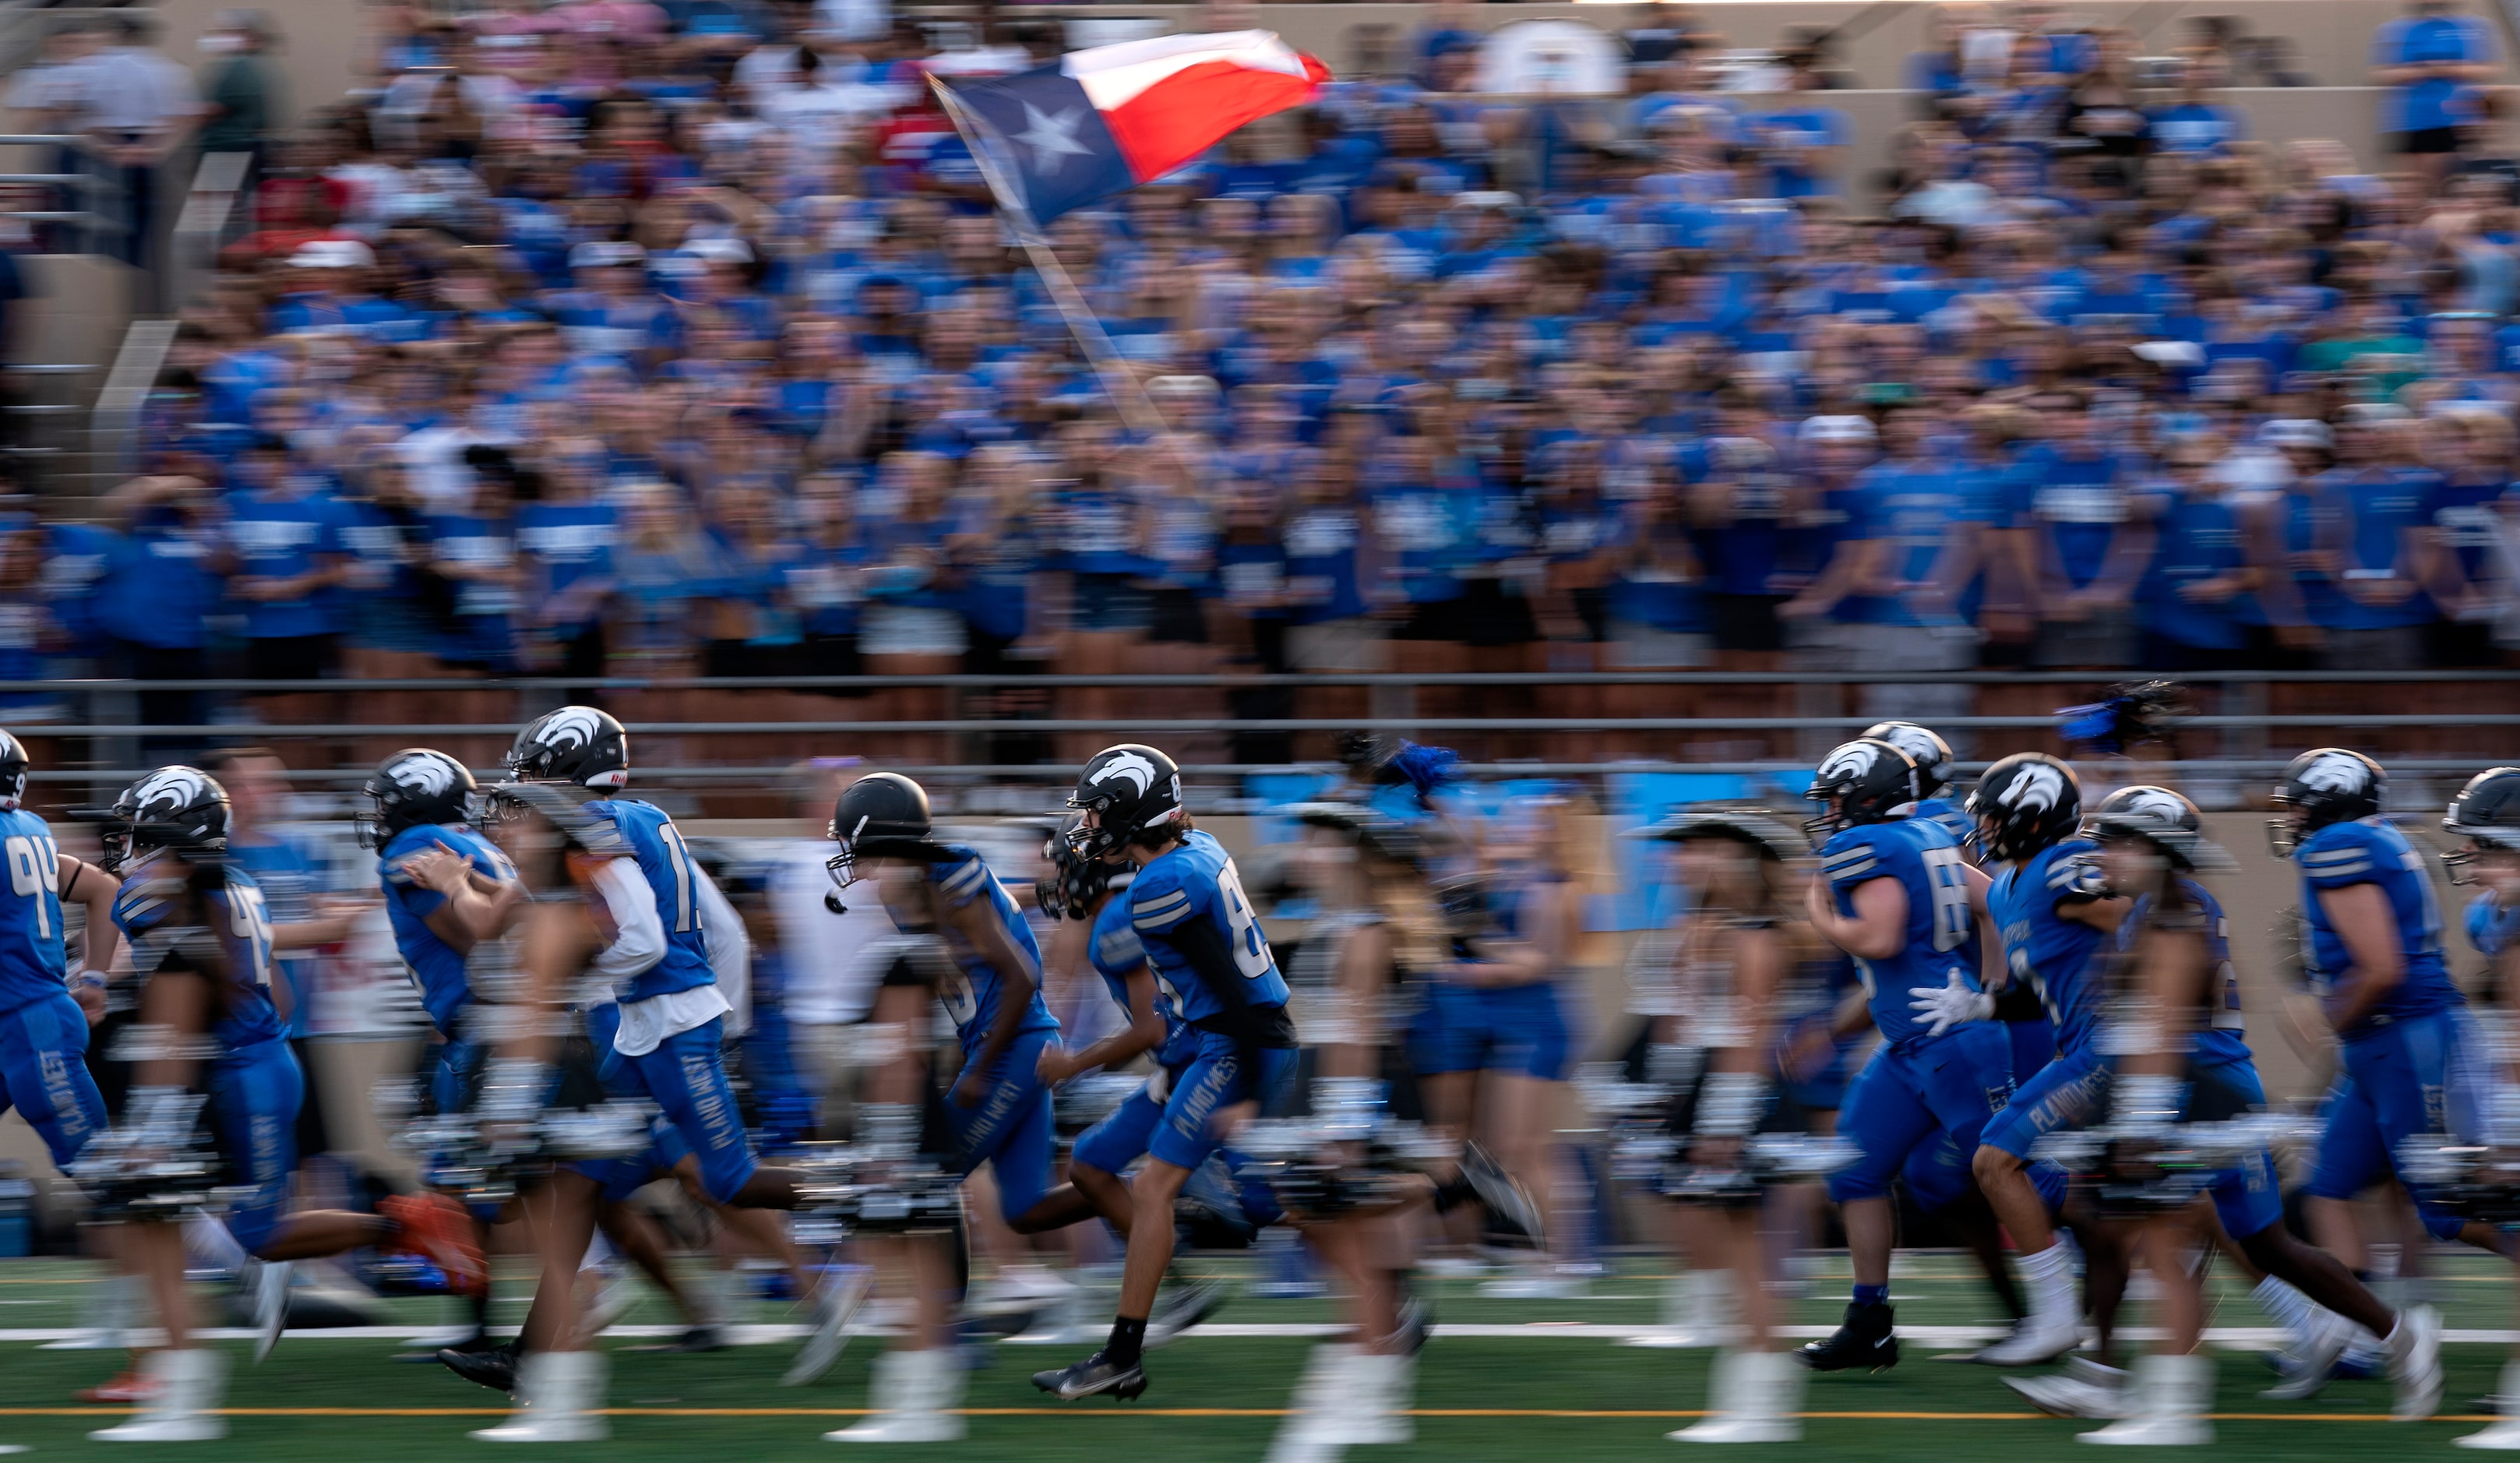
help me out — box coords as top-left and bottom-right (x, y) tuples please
(2252, 1276), (2316, 1341)
(2017, 1241), (2076, 1323)
(576, 1231), (616, 1276)
(2344, 1326), (2389, 1370)
(185, 1214), (246, 1273)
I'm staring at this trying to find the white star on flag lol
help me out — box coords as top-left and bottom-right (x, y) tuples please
(1013, 101), (1092, 175)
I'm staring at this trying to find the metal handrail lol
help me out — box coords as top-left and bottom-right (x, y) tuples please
(14, 714), (2520, 736)
(5, 670), (2520, 692)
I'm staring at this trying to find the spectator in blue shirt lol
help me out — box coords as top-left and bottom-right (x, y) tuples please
(2017, 393), (2156, 668)
(2373, 0), (2501, 192)
(2417, 407), (2515, 665)
(1827, 405), (1984, 723)
(2148, 54), (2248, 154)
(514, 439), (621, 683)
(96, 471), (227, 746)
(2134, 435), (2261, 671)
(2319, 410), (2441, 668)
(225, 433), (348, 698)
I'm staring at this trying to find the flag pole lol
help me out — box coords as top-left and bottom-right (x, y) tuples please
(931, 76), (1175, 443)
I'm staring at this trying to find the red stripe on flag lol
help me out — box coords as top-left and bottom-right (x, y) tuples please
(1099, 55), (1330, 182)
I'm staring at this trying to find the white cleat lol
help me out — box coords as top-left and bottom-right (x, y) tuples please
(826, 1349), (965, 1444)
(252, 1259), (294, 1363)
(472, 1350), (608, 1443)
(2078, 1354), (2211, 1447)
(1624, 1272), (1736, 1350)
(2390, 1304), (2445, 1422)
(2460, 1363), (2520, 1448)
(1972, 1313), (2084, 1368)
(91, 1348), (227, 1444)
(2007, 1358), (2128, 1419)
(786, 1264), (875, 1387)
(1336, 1351), (1414, 1446)
(1670, 1349), (1804, 1444)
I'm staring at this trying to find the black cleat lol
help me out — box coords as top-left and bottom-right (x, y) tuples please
(627, 1326), (727, 1354)
(1031, 1350), (1149, 1401)
(1458, 1140), (1544, 1245)
(438, 1341), (520, 1393)
(398, 1327), (499, 1363)
(1799, 1301), (1898, 1373)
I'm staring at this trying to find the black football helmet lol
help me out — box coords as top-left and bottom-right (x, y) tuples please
(1631, 807), (1806, 864)
(1965, 753), (2084, 863)
(1037, 813), (1126, 920)
(484, 779), (628, 857)
(2268, 748), (2384, 858)
(0, 728), (29, 811)
(825, 772), (945, 904)
(1066, 743), (1186, 858)
(1863, 721), (1955, 802)
(359, 748), (478, 849)
(1802, 739), (1920, 849)
(100, 766), (230, 873)
(2084, 784), (2226, 873)
(2443, 767), (2520, 883)
(506, 706), (630, 789)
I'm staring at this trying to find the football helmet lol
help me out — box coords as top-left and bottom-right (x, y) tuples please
(506, 706), (629, 789)
(1862, 721), (1954, 802)
(100, 766), (230, 873)
(1066, 743), (1186, 858)
(1802, 739), (1919, 849)
(2084, 784), (2227, 873)
(2268, 748), (2384, 858)
(2443, 767), (2520, 883)
(359, 748), (478, 849)
(1966, 753), (2084, 864)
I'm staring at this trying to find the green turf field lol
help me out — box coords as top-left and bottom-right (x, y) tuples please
(1, 1252), (2515, 1459)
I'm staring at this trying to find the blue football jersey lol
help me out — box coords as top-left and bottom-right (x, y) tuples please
(379, 822), (517, 1037)
(1128, 830), (1293, 1027)
(0, 807), (65, 1016)
(1987, 839), (2113, 1056)
(1912, 797), (1974, 848)
(1817, 818), (1977, 1049)
(1087, 894), (1194, 1069)
(2124, 876), (2249, 1067)
(113, 864), (281, 1055)
(2469, 890), (2520, 960)
(581, 798), (714, 1003)
(919, 844), (1057, 1054)
(2295, 817), (2460, 1027)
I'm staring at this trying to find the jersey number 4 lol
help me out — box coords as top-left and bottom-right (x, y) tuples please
(4, 834), (55, 938)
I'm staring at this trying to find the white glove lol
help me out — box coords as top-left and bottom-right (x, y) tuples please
(1908, 971), (1994, 1038)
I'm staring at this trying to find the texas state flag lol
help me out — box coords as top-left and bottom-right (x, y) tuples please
(940, 31), (1331, 225)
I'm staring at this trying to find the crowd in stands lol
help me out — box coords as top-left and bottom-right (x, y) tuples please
(1, 0), (2518, 749)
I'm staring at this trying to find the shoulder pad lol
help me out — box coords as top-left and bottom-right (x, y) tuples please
(933, 852), (992, 908)
(2047, 847), (2109, 900)
(2297, 824), (2383, 884)
(1818, 824), (1888, 885)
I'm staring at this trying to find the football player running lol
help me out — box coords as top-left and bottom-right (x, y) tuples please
(1035, 745), (1302, 1402)
(502, 708), (860, 1381)
(1795, 738), (2021, 1373)
(84, 768), (481, 1442)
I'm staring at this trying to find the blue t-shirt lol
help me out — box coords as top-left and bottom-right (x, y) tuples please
(580, 798), (715, 1005)
(1987, 839), (2113, 1056)
(0, 809), (65, 1015)
(2148, 101), (2244, 153)
(2138, 488), (2250, 650)
(113, 863), (281, 1057)
(226, 487), (342, 640)
(1127, 830), (1293, 1028)
(98, 523), (220, 650)
(226, 830), (329, 1039)
(1087, 893), (1196, 1070)
(915, 844), (1058, 1056)
(2375, 13), (2494, 132)
(2019, 448), (2132, 590)
(1817, 817), (1978, 1049)
(1281, 504), (1369, 624)
(1752, 108), (1851, 198)
(1839, 460), (1972, 627)
(516, 502), (620, 632)
(2324, 468), (2437, 629)
(379, 821), (516, 1038)
(2295, 816), (2461, 1035)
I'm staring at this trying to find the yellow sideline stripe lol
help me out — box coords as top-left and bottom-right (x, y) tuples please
(0, 1406), (2497, 1422)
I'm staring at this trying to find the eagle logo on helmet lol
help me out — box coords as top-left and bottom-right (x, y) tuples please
(132, 767), (208, 816)
(1100, 749), (1160, 798)
(388, 752), (457, 798)
(539, 707), (606, 753)
(2123, 787), (2191, 825)
(1872, 724), (1941, 767)
(2005, 763), (2069, 813)
(2300, 752), (2370, 795)
(1817, 742), (1880, 783)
